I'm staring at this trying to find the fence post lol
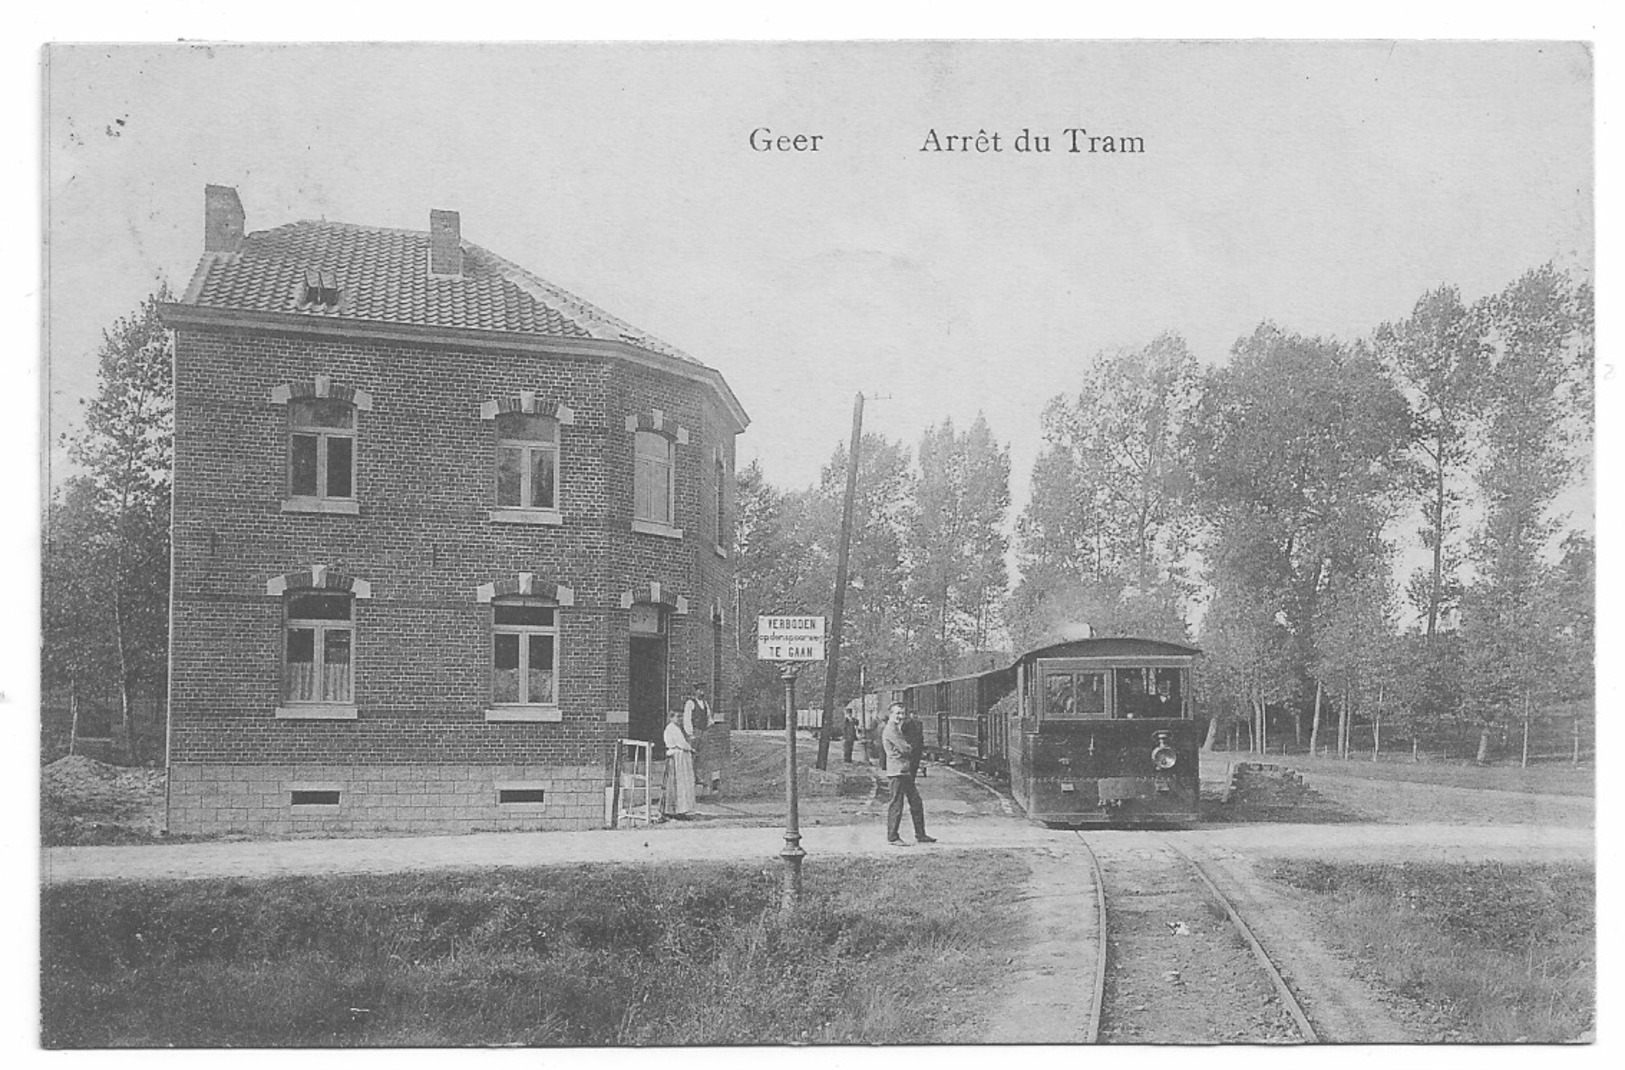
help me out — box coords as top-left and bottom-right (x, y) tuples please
(66, 679), (78, 754)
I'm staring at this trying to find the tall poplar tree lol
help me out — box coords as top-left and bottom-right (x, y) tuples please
(793, 432), (916, 702)
(1372, 285), (1485, 639)
(732, 460), (807, 718)
(1459, 265), (1591, 762)
(907, 414), (1011, 674)
(1012, 333), (1198, 647)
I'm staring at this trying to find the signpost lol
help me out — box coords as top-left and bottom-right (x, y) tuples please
(757, 614), (826, 911)
(756, 616), (826, 662)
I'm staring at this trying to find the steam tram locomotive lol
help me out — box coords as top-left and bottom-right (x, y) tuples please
(868, 636), (1203, 825)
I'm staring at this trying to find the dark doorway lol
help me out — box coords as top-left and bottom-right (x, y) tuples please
(628, 604), (668, 755)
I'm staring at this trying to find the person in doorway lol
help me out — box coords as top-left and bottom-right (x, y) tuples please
(685, 683), (723, 795)
(661, 710), (697, 818)
(881, 702), (935, 846)
(683, 682), (712, 736)
(842, 711), (858, 763)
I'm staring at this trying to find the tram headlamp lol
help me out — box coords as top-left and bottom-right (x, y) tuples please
(1150, 731), (1177, 771)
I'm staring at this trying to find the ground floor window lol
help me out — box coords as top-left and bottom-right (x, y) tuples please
(492, 599), (558, 706)
(285, 592), (354, 704)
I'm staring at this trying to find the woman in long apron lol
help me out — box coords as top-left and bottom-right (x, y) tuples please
(661, 710), (697, 818)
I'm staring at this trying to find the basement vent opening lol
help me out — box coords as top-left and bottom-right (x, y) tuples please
(290, 789), (341, 806)
(499, 788), (546, 805)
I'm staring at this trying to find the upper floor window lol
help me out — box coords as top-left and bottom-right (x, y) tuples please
(714, 456), (728, 550)
(289, 399), (356, 502)
(634, 430), (675, 526)
(492, 598), (558, 707)
(284, 592), (354, 706)
(495, 412), (559, 511)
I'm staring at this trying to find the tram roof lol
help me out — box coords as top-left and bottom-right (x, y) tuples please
(871, 636), (1201, 695)
(1016, 636), (1202, 663)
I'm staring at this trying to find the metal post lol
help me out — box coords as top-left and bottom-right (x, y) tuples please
(67, 676), (79, 757)
(781, 664), (805, 911)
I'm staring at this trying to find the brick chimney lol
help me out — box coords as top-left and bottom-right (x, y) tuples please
(204, 184), (245, 252)
(429, 209), (462, 276)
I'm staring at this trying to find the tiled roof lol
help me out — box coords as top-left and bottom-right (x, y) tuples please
(179, 219), (700, 365)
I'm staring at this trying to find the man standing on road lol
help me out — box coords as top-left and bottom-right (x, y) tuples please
(882, 701), (935, 846)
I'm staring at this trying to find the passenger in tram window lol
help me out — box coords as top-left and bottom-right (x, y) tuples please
(1117, 670), (1141, 718)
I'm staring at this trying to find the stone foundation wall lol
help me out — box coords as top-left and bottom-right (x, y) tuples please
(1230, 762), (1317, 807)
(168, 763), (607, 835)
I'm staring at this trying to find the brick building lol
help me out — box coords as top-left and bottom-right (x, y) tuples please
(161, 186), (747, 835)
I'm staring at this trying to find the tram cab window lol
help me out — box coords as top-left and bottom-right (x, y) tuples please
(1114, 667), (1184, 719)
(1043, 671), (1106, 719)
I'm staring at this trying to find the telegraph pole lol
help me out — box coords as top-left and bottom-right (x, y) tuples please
(816, 392), (864, 771)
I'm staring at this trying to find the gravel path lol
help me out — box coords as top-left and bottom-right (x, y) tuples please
(40, 819), (1078, 886)
(981, 843), (1101, 1044)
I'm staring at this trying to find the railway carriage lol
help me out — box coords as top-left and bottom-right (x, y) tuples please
(874, 635), (1203, 825)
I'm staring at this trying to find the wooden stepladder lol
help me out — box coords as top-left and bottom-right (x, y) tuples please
(609, 738), (662, 828)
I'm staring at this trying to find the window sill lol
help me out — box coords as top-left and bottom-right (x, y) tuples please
(485, 706), (564, 723)
(712, 543), (729, 559)
(488, 507), (564, 526)
(276, 704), (359, 720)
(282, 497), (360, 516)
(631, 519), (684, 540)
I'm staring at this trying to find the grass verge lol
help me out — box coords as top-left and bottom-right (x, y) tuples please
(43, 851), (1027, 1047)
(1266, 859), (1593, 1042)
(1246, 753), (1593, 797)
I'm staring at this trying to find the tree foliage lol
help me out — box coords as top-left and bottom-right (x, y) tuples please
(44, 284), (175, 761)
(907, 414), (1010, 673)
(1012, 333), (1198, 649)
(733, 264), (1594, 761)
(1459, 265), (1592, 755)
(1185, 324), (1413, 742)
(1372, 285), (1484, 638)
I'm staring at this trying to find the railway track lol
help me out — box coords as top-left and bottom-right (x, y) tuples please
(1076, 832), (1318, 1044)
(928, 756), (1318, 1043)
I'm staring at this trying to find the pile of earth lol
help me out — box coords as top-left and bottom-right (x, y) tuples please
(41, 754), (167, 846)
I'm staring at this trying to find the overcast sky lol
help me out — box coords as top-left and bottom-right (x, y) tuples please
(43, 40), (1592, 528)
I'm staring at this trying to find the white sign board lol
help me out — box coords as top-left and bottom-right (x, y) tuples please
(757, 615), (827, 661)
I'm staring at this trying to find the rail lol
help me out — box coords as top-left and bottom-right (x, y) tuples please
(1164, 837), (1318, 1041)
(1078, 831), (1319, 1044)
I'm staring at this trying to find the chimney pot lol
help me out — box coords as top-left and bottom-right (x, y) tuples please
(430, 209), (462, 276)
(204, 184), (245, 252)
